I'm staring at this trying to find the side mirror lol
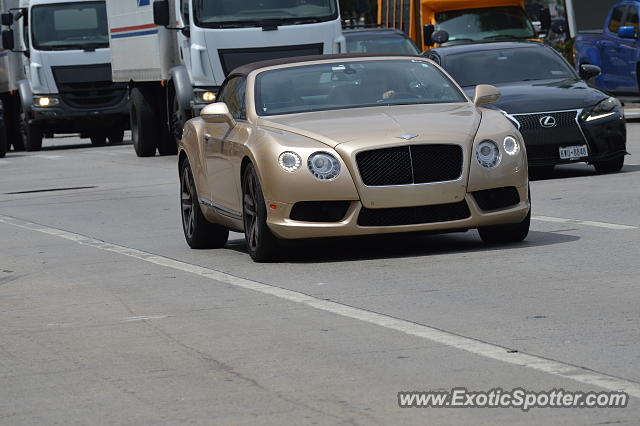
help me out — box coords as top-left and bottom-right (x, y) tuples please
(473, 85), (501, 106)
(550, 20), (566, 35)
(432, 30), (449, 45)
(201, 102), (236, 127)
(580, 64), (601, 80)
(423, 24), (435, 46)
(618, 26), (636, 39)
(153, 0), (170, 27)
(1, 13), (13, 26)
(2, 29), (14, 50)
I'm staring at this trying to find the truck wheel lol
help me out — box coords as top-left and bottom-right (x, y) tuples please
(180, 160), (229, 249)
(171, 95), (187, 147)
(242, 163), (280, 262)
(21, 120), (43, 152)
(594, 156), (624, 174)
(90, 134), (107, 146)
(0, 125), (6, 158)
(130, 87), (157, 157)
(107, 129), (124, 144)
(478, 209), (531, 244)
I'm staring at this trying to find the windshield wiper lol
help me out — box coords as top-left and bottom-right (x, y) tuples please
(482, 34), (531, 40)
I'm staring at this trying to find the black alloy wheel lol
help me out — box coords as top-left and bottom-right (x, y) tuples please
(242, 163), (279, 262)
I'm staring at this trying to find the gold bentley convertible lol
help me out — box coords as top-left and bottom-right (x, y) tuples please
(178, 54), (530, 262)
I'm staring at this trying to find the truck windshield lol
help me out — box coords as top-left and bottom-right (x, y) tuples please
(436, 7), (536, 42)
(194, 0), (339, 28)
(31, 1), (108, 51)
(444, 47), (576, 87)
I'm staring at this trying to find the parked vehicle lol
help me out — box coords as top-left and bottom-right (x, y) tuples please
(574, 1), (640, 97)
(344, 28), (420, 55)
(105, 0), (345, 158)
(426, 41), (627, 173)
(178, 54), (530, 262)
(0, 0), (129, 151)
(0, 99), (5, 157)
(377, 0), (542, 50)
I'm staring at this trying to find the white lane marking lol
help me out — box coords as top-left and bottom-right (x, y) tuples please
(121, 315), (176, 323)
(2, 214), (640, 398)
(533, 216), (637, 230)
(32, 155), (64, 159)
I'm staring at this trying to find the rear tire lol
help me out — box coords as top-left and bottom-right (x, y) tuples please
(594, 156), (624, 174)
(242, 163), (280, 262)
(0, 124), (6, 158)
(180, 161), (229, 249)
(130, 87), (157, 157)
(478, 209), (531, 244)
(107, 129), (124, 144)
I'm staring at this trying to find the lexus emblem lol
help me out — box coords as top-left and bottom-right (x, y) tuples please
(396, 134), (418, 141)
(540, 116), (557, 128)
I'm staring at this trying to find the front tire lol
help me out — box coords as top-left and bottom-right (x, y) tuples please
(0, 124), (6, 158)
(108, 129), (125, 144)
(130, 87), (158, 157)
(90, 134), (107, 146)
(594, 156), (624, 174)
(21, 120), (43, 152)
(242, 163), (280, 262)
(180, 161), (229, 249)
(478, 209), (531, 244)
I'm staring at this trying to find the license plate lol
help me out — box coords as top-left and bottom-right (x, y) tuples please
(559, 145), (588, 160)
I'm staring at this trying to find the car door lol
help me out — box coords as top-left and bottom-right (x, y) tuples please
(600, 4), (630, 93)
(205, 77), (249, 217)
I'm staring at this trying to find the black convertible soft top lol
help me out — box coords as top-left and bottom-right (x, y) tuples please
(228, 53), (421, 78)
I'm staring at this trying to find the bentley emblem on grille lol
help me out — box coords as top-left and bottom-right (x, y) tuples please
(540, 116), (557, 128)
(396, 134), (419, 141)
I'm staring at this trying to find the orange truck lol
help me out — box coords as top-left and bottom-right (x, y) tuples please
(378, 0), (540, 50)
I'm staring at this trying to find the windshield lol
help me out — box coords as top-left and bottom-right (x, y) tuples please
(31, 1), (108, 50)
(444, 47), (576, 87)
(436, 7), (536, 42)
(346, 35), (420, 55)
(194, 0), (339, 28)
(255, 60), (466, 116)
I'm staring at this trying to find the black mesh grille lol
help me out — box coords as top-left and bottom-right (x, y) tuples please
(356, 144), (463, 186)
(52, 64), (127, 109)
(473, 187), (520, 211)
(512, 111), (587, 161)
(358, 201), (470, 227)
(290, 201), (350, 223)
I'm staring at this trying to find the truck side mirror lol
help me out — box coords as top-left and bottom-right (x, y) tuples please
(1, 13), (13, 26)
(550, 20), (566, 35)
(432, 30), (449, 45)
(153, 0), (170, 27)
(473, 85), (501, 106)
(2, 29), (14, 50)
(423, 24), (435, 47)
(618, 26), (636, 39)
(540, 8), (551, 31)
(580, 64), (601, 80)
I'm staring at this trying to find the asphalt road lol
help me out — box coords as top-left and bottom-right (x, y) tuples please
(1, 123), (639, 425)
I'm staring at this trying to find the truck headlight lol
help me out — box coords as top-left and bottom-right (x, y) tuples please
(476, 140), (501, 168)
(34, 96), (60, 107)
(194, 90), (218, 103)
(585, 97), (622, 122)
(308, 152), (341, 180)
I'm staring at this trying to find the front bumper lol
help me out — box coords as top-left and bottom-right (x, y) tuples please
(511, 110), (627, 167)
(30, 94), (130, 133)
(266, 187), (530, 240)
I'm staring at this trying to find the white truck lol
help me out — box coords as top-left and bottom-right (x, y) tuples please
(0, 0), (129, 151)
(105, 0), (345, 157)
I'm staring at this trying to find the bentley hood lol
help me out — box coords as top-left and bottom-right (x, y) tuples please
(258, 103), (481, 149)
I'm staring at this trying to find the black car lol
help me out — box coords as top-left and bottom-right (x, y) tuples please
(425, 42), (627, 173)
(344, 28), (421, 55)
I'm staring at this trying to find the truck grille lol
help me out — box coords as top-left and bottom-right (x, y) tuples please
(52, 64), (127, 110)
(511, 111), (586, 161)
(358, 200), (470, 227)
(356, 145), (463, 186)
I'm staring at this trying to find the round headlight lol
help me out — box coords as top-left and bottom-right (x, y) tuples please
(308, 152), (341, 180)
(503, 136), (520, 156)
(476, 140), (501, 168)
(278, 151), (302, 173)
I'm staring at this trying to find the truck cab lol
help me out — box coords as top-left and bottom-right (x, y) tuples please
(1, 0), (129, 151)
(574, 1), (640, 96)
(378, 0), (540, 50)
